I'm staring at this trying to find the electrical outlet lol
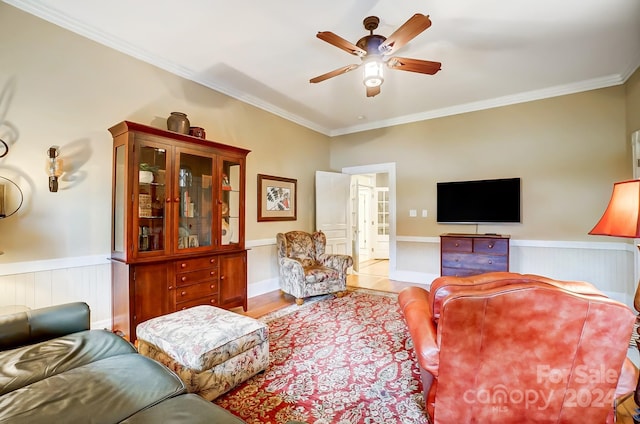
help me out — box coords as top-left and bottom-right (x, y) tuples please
(409, 209), (417, 217)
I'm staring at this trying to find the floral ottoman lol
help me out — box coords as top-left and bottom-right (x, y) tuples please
(136, 305), (269, 401)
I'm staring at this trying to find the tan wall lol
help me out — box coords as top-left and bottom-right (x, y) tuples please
(627, 67), (640, 136)
(330, 86), (629, 241)
(0, 3), (329, 265)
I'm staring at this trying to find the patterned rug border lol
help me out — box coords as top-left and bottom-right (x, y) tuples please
(256, 287), (399, 324)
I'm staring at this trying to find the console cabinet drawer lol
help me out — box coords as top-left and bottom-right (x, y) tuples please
(441, 253), (508, 271)
(473, 238), (508, 255)
(440, 237), (472, 252)
(440, 233), (510, 277)
(442, 267), (482, 277)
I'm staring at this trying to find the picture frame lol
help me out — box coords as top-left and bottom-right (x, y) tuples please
(257, 174), (297, 221)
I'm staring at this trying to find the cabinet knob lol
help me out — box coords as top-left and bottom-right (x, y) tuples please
(488, 243), (494, 249)
(210, 258), (215, 263)
(210, 299), (216, 304)
(168, 285), (174, 290)
(220, 275), (225, 280)
(181, 291), (187, 296)
(454, 243), (459, 247)
(181, 276), (187, 282)
(488, 260), (493, 264)
(210, 284), (215, 289)
(210, 271), (215, 276)
(181, 263), (187, 268)
(166, 198), (171, 203)
(174, 197), (180, 202)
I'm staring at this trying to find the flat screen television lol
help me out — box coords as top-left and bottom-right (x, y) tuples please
(437, 177), (521, 223)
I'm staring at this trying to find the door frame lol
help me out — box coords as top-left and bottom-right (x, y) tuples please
(341, 163), (396, 279)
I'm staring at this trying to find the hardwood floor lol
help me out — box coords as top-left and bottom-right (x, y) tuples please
(233, 271), (638, 423)
(236, 271), (415, 319)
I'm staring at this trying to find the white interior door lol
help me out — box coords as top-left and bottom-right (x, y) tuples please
(358, 183), (374, 262)
(373, 187), (389, 259)
(315, 171), (351, 256)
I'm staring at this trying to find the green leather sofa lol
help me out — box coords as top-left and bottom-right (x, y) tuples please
(0, 302), (245, 423)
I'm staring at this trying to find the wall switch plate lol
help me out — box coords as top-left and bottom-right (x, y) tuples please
(422, 209), (428, 218)
(409, 209), (417, 217)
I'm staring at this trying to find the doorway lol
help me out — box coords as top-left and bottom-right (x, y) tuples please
(342, 163), (396, 279)
(315, 163), (396, 279)
(352, 173), (389, 277)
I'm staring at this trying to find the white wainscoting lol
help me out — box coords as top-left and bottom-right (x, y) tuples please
(0, 239), (635, 329)
(395, 237), (636, 308)
(0, 255), (112, 329)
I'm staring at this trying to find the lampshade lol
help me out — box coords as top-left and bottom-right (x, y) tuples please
(589, 179), (640, 238)
(363, 57), (384, 88)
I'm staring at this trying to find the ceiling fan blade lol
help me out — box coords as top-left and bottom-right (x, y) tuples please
(310, 64), (361, 83)
(317, 32), (367, 57)
(387, 57), (441, 75)
(379, 14), (432, 55)
(366, 85), (381, 97)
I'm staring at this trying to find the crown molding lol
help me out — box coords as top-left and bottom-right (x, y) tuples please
(330, 73), (630, 136)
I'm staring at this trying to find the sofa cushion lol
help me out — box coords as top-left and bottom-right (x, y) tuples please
(0, 302), (90, 350)
(303, 265), (340, 283)
(119, 393), (244, 423)
(0, 353), (186, 424)
(0, 329), (136, 396)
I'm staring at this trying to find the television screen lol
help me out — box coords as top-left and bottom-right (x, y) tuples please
(437, 178), (521, 223)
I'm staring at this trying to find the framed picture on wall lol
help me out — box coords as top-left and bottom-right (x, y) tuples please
(257, 174), (297, 221)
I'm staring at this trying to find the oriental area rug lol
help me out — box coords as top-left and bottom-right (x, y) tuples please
(214, 289), (428, 424)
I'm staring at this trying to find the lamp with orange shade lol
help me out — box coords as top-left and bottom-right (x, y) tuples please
(589, 179), (640, 414)
(590, 179), (640, 307)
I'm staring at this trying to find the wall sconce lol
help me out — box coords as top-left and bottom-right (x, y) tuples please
(47, 146), (63, 192)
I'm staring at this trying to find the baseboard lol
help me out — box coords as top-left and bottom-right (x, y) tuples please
(91, 318), (112, 331)
(248, 277), (280, 298)
(390, 270), (437, 287)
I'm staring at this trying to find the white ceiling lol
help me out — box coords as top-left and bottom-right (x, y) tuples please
(6, 0), (640, 136)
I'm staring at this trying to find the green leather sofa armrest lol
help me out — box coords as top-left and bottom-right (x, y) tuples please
(0, 302), (90, 351)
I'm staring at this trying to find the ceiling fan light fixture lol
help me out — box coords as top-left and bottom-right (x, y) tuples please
(363, 57), (384, 88)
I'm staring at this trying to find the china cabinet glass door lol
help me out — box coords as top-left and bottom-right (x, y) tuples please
(176, 149), (215, 251)
(136, 143), (168, 255)
(221, 158), (242, 247)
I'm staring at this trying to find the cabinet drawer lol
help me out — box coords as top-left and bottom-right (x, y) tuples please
(176, 281), (219, 302)
(176, 256), (218, 272)
(176, 268), (218, 287)
(473, 238), (508, 255)
(441, 237), (472, 252)
(176, 296), (219, 311)
(441, 267), (481, 277)
(442, 253), (508, 271)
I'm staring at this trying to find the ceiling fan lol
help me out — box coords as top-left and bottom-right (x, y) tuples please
(310, 13), (442, 97)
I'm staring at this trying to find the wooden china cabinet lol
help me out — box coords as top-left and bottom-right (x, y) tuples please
(109, 121), (250, 341)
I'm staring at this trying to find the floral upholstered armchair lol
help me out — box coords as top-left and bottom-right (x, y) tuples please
(276, 230), (353, 305)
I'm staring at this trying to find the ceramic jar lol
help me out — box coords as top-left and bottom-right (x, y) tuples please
(167, 112), (190, 134)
